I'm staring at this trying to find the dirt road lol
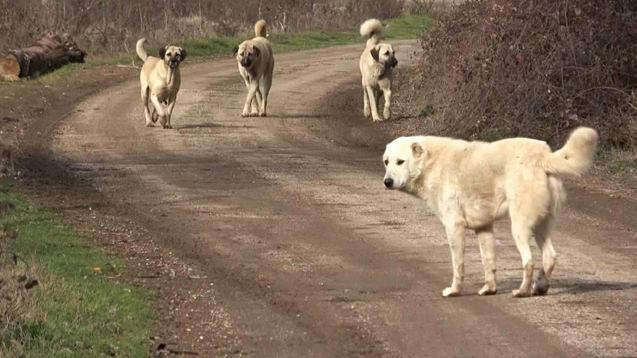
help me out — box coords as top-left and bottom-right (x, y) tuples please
(47, 42), (636, 356)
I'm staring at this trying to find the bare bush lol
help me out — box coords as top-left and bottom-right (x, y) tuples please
(409, 0), (637, 147)
(0, 0), (408, 54)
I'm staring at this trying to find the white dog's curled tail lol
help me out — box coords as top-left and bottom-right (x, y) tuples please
(544, 127), (599, 177)
(136, 38), (148, 62)
(360, 18), (384, 46)
(255, 19), (267, 38)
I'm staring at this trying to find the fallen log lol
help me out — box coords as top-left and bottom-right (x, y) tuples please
(0, 32), (86, 81)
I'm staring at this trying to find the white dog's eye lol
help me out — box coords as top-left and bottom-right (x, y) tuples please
(397, 159), (405, 165)
(384, 159), (389, 166)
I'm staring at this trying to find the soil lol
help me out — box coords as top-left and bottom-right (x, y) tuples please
(1, 41), (636, 357)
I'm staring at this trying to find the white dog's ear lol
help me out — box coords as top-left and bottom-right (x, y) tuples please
(180, 47), (187, 60)
(159, 46), (167, 59)
(370, 46), (380, 62)
(411, 142), (425, 159)
(232, 46), (239, 56)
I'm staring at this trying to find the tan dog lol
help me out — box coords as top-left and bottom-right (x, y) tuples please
(383, 128), (599, 297)
(136, 38), (186, 129)
(359, 19), (398, 122)
(233, 20), (275, 117)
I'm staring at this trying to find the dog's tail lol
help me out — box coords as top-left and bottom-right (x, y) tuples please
(254, 20), (267, 38)
(360, 18), (384, 47)
(136, 38), (148, 62)
(543, 127), (599, 177)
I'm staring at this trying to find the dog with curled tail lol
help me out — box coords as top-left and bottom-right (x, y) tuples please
(136, 38), (186, 129)
(233, 20), (275, 117)
(359, 18), (398, 122)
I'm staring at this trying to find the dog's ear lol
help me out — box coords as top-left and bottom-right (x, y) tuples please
(159, 46), (167, 59)
(253, 46), (261, 57)
(370, 46), (380, 62)
(180, 47), (187, 60)
(411, 142), (425, 159)
(232, 46), (239, 56)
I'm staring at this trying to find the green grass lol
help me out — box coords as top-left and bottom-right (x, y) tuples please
(0, 183), (153, 357)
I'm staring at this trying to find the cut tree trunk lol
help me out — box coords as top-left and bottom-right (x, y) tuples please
(0, 32), (86, 81)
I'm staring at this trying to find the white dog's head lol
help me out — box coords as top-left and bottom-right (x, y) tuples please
(159, 45), (186, 69)
(383, 137), (425, 190)
(233, 41), (260, 68)
(370, 43), (398, 69)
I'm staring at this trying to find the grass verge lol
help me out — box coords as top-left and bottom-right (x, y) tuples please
(0, 182), (152, 357)
(34, 14), (433, 83)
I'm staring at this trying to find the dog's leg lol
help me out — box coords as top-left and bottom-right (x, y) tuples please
(150, 94), (168, 127)
(259, 74), (272, 117)
(164, 96), (177, 129)
(476, 225), (497, 295)
(383, 88), (392, 120)
(253, 89), (262, 115)
(242, 80), (260, 117)
(142, 87), (154, 127)
(365, 85), (381, 121)
(510, 215), (534, 297)
(532, 216), (556, 296)
(362, 84), (371, 118)
(442, 221), (466, 297)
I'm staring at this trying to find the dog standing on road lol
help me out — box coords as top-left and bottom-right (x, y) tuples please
(359, 19), (398, 122)
(382, 128), (599, 298)
(234, 20), (275, 117)
(136, 38), (186, 129)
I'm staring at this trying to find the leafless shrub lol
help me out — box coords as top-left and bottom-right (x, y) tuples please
(0, 0), (408, 54)
(409, 0), (637, 147)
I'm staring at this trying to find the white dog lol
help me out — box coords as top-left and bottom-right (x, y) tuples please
(233, 20), (275, 117)
(359, 19), (398, 121)
(383, 128), (599, 297)
(136, 38), (186, 128)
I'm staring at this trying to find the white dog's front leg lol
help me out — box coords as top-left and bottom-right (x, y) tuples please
(150, 94), (167, 127)
(242, 81), (260, 117)
(383, 89), (392, 120)
(365, 85), (381, 121)
(443, 221), (466, 297)
(164, 96), (177, 129)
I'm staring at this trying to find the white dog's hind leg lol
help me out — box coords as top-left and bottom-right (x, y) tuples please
(383, 88), (392, 120)
(442, 221), (466, 297)
(510, 216), (534, 297)
(533, 216), (556, 295)
(365, 85), (381, 121)
(142, 87), (154, 127)
(476, 226), (497, 295)
(362, 86), (371, 118)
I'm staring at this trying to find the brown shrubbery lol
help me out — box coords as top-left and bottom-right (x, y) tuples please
(410, 0), (637, 147)
(0, 0), (408, 54)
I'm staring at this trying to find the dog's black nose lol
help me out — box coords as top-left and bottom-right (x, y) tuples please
(391, 59), (398, 67)
(384, 178), (393, 188)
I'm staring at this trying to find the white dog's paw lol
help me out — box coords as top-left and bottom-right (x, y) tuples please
(512, 289), (532, 298)
(372, 117), (383, 122)
(145, 122), (155, 127)
(259, 112), (267, 117)
(478, 284), (497, 296)
(383, 108), (391, 120)
(364, 108), (371, 118)
(241, 111), (251, 117)
(442, 287), (461, 297)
